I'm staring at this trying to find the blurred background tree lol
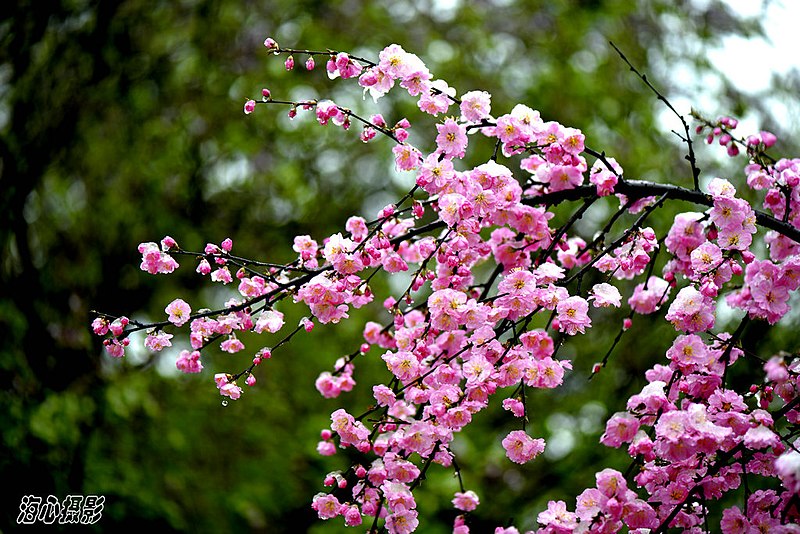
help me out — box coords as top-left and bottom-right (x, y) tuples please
(2, 0), (798, 532)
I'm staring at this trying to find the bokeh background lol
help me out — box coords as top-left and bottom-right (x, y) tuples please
(3, 1), (799, 532)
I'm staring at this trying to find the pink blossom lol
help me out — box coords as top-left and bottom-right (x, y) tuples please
(556, 296), (591, 335)
(254, 309), (285, 334)
(392, 144), (422, 171)
(311, 493), (341, 520)
(214, 373), (242, 400)
(243, 99), (256, 114)
(543, 164), (584, 192)
(502, 430), (545, 464)
(382, 350), (421, 382)
(385, 508), (419, 534)
(417, 79), (454, 116)
(333, 52), (363, 79)
(537, 500), (577, 531)
(452, 490), (480, 511)
(92, 317), (109, 335)
(176, 350), (203, 373)
(103, 338), (128, 358)
(502, 398), (525, 417)
(720, 506), (750, 533)
(601, 412), (640, 447)
(138, 241), (179, 274)
(596, 468), (627, 499)
(590, 157), (622, 196)
(743, 425), (779, 450)
(666, 334), (708, 371)
(690, 241), (723, 274)
(628, 277), (670, 314)
(220, 336), (244, 353)
(316, 441), (336, 456)
(435, 118), (468, 159)
(144, 331), (173, 352)
(211, 267), (233, 284)
(775, 450), (800, 494)
(460, 90), (491, 122)
(589, 283), (622, 307)
(165, 298), (191, 326)
(665, 286), (715, 333)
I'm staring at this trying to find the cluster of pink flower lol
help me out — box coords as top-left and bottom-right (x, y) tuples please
(697, 115), (777, 158)
(92, 40), (800, 533)
(589, 338), (800, 531)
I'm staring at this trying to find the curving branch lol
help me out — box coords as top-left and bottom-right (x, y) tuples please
(524, 179), (800, 244)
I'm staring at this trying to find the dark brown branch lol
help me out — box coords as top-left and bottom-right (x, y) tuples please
(524, 180), (800, 244)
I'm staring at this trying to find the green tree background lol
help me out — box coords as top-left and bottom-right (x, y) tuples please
(2, 1), (797, 532)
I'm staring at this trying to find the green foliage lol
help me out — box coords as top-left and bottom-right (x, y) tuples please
(2, 1), (797, 531)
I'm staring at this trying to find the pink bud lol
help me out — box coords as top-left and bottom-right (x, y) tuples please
(412, 201), (424, 219)
(321, 429), (333, 440)
(396, 118), (410, 129)
(700, 280), (718, 297)
(356, 441), (371, 453)
(370, 114), (387, 128)
(288, 106), (297, 119)
(161, 236), (177, 250)
(253, 356), (262, 366)
(261, 88), (271, 101)
(263, 37), (278, 50)
(727, 144), (739, 157)
(221, 238), (233, 252)
(246, 374), (256, 386)
(760, 131), (777, 148)
(355, 465), (366, 478)
(360, 343), (370, 353)
(380, 204), (396, 218)
(305, 56), (315, 70)
(360, 127), (377, 143)
(592, 362), (602, 374)
(731, 262), (743, 276)
(324, 474), (335, 486)
(284, 55), (295, 70)
(718, 134), (731, 146)
(747, 135), (761, 147)
(243, 99), (256, 115)
(741, 250), (755, 264)
(359, 70), (377, 86)
(623, 318), (632, 330)
(338, 478), (348, 489)
(395, 128), (409, 142)
(196, 258), (211, 275)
